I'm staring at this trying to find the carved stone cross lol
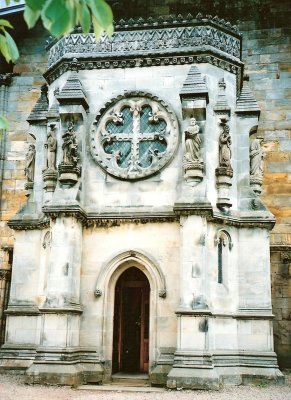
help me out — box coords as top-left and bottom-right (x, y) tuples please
(91, 92), (179, 180)
(103, 103), (166, 173)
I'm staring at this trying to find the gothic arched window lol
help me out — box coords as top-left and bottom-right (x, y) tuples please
(214, 229), (233, 285)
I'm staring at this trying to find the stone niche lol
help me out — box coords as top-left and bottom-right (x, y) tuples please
(1, 14), (283, 389)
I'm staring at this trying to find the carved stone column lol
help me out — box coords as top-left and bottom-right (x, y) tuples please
(167, 215), (218, 390)
(26, 214), (83, 385)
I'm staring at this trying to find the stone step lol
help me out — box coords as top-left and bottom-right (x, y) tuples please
(111, 372), (149, 386)
(77, 384), (165, 393)
(111, 379), (150, 386)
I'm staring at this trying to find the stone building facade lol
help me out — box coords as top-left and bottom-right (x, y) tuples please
(0, 0), (290, 388)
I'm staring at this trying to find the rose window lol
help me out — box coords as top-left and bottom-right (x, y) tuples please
(90, 92), (179, 180)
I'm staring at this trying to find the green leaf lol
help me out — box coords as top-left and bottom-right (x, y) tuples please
(25, 0), (46, 12)
(0, 19), (13, 29)
(5, 30), (19, 62)
(87, 0), (113, 29)
(42, 0), (75, 38)
(0, 33), (11, 63)
(92, 14), (103, 40)
(105, 23), (114, 37)
(0, 115), (9, 131)
(24, 5), (41, 29)
(77, 0), (91, 34)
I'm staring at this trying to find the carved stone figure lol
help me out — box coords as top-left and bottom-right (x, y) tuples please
(250, 137), (264, 177)
(61, 120), (78, 165)
(184, 117), (201, 163)
(44, 125), (57, 170)
(218, 122), (232, 169)
(25, 144), (36, 182)
(216, 120), (233, 209)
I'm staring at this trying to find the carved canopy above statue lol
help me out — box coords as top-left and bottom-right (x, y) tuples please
(90, 91), (179, 180)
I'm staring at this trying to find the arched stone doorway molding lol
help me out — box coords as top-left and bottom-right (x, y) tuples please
(93, 249), (167, 378)
(94, 249), (167, 298)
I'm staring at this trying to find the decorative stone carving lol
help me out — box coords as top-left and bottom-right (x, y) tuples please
(158, 289), (167, 298)
(24, 144), (36, 195)
(235, 76), (260, 115)
(250, 136), (264, 195)
(0, 73), (13, 86)
(44, 124), (57, 170)
(27, 84), (49, 123)
(47, 16), (240, 67)
(282, 252), (291, 263)
(215, 119), (233, 210)
(183, 118), (204, 184)
(214, 229), (233, 250)
(44, 15), (242, 87)
(218, 121), (232, 170)
(213, 78), (230, 115)
(94, 289), (102, 297)
(179, 66), (209, 120)
(43, 124), (58, 192)
(42, 231), (51, 249)
(0, 269), (11, 281)
(91, 91), (178, 180)
(58, 120), (81, 186)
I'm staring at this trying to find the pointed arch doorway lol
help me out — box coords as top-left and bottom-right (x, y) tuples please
(112, 267), (150, 374)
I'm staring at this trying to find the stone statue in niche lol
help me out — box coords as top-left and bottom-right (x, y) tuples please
(25, 144), (36, 182)
(58, 119), (81, 186)
(249, 136), (264, 195)
(184, 117), (202, 163)
(218, 122), (232, 169)
(182, 117), (203, 184)
(215, 118), (233, 210)
(44, 124), (57, 170)
(250, 137), (264, 178)
(61, 120), (78, 166)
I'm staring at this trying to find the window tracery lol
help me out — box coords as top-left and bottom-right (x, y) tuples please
(90, 91), (179, 180)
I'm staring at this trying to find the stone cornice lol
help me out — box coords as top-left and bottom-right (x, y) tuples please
(44, 15), (243, 87)
(7, 217), (50, 231)
(5, 302), (40, 316)
(175, 309), (274, 319)
(8, 205), (275, 230)
(174, 205), (275, 230)
(270, 244), (291, 252)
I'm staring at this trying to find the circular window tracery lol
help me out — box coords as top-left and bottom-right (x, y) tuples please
(90, 91), (179, 180)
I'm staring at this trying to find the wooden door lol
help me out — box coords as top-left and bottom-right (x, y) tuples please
(112, 267), (150, 373)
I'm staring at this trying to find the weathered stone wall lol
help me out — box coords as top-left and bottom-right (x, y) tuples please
(0, 1), (290, 366)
